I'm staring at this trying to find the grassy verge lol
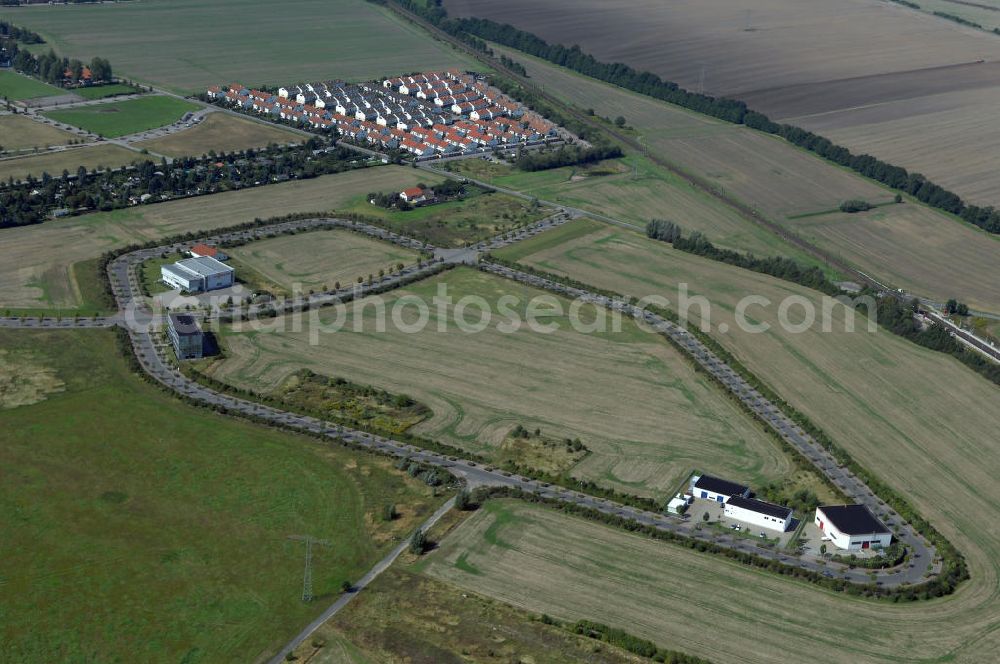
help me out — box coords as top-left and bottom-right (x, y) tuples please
(0, 328), (446, 661)
(43, 95), (201, 137)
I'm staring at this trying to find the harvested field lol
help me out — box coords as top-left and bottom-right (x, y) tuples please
(0, 115), (82, 152)
(450, 0), (1000, 205)
(790, 204), (1000, 311)
(494, 221), (1000, 660)
(0, 0), (477, 94)
(916, 0), (1000, 31)
(0, 166), (434, 310)
(0, 329), (444, 662)
(422, 498), (1000, 664)
(134, 112), (305, 158)
(488, 44), (1000, 309)
(226, 228), (420, 294)
(42, 96), (200, 138)
(206, 268), (791, 498)
(0, 143), (150, 183)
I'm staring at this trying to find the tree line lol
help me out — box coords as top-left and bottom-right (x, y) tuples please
(380, 0), (1000, 235)
(0, 19), (43, 43)
(9, 48), (113, 86)
(0, 139), (361, 227)
(514, 143), (622, 171)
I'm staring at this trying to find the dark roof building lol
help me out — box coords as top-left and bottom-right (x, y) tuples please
(692, 474), (750, 499)
(816, 505), (890, 535)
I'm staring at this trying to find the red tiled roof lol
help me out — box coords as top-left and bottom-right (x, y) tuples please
(190, 243), (218, 258)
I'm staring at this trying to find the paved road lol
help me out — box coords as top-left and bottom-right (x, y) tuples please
(267, 497), (458, 664)
(2, 213), (939, 587)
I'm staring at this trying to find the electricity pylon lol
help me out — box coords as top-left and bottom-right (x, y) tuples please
(288, 535), (331, 602)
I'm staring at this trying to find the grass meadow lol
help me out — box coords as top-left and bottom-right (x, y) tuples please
(226, 228), (420, 295)
(134, 112), (305, 158)
(204, 267), (791, 499)
(0, 69), (62, 100)
(0, 0), (478, 94)
(0, 329), (444, 662)
(43, 95), (200, 138)
(0, 166), (433, 311)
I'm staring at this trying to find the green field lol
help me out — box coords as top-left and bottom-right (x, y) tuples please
(0, 166), (435, 311)
(0, 69), (63, 100)
(0, 329), (445, 662)
(489, 42), (1000, 312)
(0, 0), (478, 94)
(345, 189), (549, 247)
(203, 267), (790, 498)
(226, 228), (421, 295)
(43, 95), (201, 138)
(72, 83), (143, 100)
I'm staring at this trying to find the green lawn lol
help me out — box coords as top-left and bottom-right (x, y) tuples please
(0, 70), (63, 100)
(73, 83), (143, 100)
(0, 329), (445, 662)
(0, 0), (479, 94)
(43, 95), (200, 137)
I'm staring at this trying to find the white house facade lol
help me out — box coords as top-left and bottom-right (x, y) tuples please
(724, 496), (793, 532)
(815, 505), (892, 551)
(690, 474), (751, 504)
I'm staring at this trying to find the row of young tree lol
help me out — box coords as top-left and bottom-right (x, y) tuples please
(646, 219), (841, 296)
(383, 0), (1000, 235)
(0, 139), (360, 227)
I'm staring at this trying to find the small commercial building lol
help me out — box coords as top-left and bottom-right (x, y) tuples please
(690, 474), (751, 504)
(167, 313), (203, 360)
(724, 495), (793, 532)
(161, 256), (234, 293)
(815, 505), (892, 551)
(666, 493), (693, 515)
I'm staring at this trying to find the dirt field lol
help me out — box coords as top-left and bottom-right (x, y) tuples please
(493, 222), (1000, 658)
(0, 143), (150, 183)
(422, 497), (1000, 664)
(0, 166), (434, 310)
(784, 83), (1000, 207)
(226, 228), (420, 294)
(451, 0), (1000, 206)
(0, 115), (82, 152)
(134, 112), (305, 158)
(0, 0), (477, 94)
(206, 268), (791, 498)
(489, 44), (1000, 310)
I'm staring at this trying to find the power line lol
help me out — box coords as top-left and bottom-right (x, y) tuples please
(288, 534), (331, 602)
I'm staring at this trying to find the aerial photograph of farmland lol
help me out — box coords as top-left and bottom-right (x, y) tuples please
(1, 1), (997, 662)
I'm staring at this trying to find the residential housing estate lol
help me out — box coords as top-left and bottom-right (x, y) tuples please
(207, 69), (562, 159)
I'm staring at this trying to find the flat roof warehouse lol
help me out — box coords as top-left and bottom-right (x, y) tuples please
(162, 256), (232, 281)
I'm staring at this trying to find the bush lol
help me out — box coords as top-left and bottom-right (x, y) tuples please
(839, 199), (873, 213)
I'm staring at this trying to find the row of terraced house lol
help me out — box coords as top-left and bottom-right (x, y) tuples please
(207, 69), (562, 159)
